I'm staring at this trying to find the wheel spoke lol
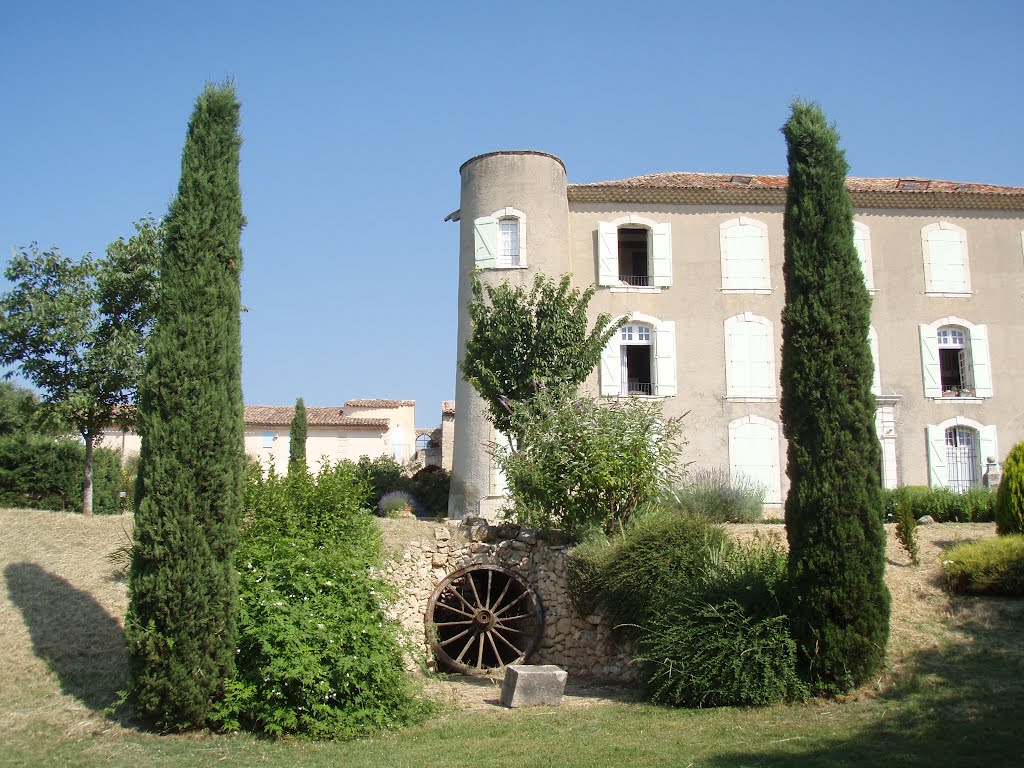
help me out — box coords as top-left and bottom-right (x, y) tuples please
(467, 572), (484, 609)
(489, 578), (513, 613)
(485, 569), (493, 609)
(485, 630), (503, 663)
(447, 584), (477, 613)
(476, 632), (485, 668)
(495, 613), (529, 622)
(491, 626), (526, 656)
(493, 621), (528, 634)
(495, 591), (528, 616)
(438, 602), (475, 619)
(433, 620), (473, 628)
(454, 633), (477, 663)
(439, 628), (472, 648)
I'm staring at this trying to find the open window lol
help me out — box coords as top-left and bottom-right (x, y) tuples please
(600, 315), (677, 397)
(474, 207), (527, 269)
(597, 216), (672, 288)
(919, 318), (992, 398)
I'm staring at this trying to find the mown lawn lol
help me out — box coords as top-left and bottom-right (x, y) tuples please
(1, 508), (1021, 768)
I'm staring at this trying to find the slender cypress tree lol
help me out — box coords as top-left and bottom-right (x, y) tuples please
(125, 83), (245, 729)
(289, 397), (308, 474)
(780, 101), (890, 693)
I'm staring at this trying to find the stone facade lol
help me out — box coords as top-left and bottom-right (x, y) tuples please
(378, 519), (634, 681)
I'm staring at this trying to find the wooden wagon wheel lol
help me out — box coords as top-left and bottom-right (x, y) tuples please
(425, 564), (545, 675)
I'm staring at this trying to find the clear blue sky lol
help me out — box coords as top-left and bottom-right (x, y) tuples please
(3, 1), (1022, 428)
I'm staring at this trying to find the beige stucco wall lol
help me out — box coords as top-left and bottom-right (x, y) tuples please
(342, 402), (416, 464)
(245, 427), (389, 476)
(451, 150), (1024, 515)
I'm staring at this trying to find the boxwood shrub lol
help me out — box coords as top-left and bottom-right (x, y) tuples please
(881, 486), (995, 523)
(942, 535), (1024, 596)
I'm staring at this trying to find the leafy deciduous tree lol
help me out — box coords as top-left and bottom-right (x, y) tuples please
(780, 100), (890, 693)
(288, 397), (307, 474)
(0, 219), (159, 515)
(460, 272), (624, 444)
(126, 82), (245, 729)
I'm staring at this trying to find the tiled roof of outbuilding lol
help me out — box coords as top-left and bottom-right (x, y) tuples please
(568, 173), (1024, 210)
(244, 405), (388, 429)
(343, 399), (415, 408)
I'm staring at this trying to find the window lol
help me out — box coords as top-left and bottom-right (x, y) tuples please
(853, 221), (875, 291)
(262, 431), (275, 448)
(499, 218), (520, 267)
(724, 314), (776, 399)
(728, 416), (781, 504)
(473, 207), (527, 269)
(720, 217), (771, 292)
(597, 216), (672, 288)
(415, 433), (432, 452)
(926, 418), (998, 492)
(919, 318), (992, 398)
(600, 314), (676, 397)
(922, 222), (970, 295)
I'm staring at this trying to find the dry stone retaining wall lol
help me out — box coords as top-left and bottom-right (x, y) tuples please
(378, 519), (634, 681)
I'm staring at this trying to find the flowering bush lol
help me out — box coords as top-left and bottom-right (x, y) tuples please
(221, 463), (430, 738)
(378, 489), (415, 517)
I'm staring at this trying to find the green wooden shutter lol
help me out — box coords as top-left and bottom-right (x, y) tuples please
(474, 216), (497, 269)
(654, 320), (677, 397)
(919, 324), (941, 397)
(926, 425), (947, 488)
(600, 336), (620, 396)
(969, 324), (992, 397)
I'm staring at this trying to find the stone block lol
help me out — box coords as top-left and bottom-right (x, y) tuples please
(499, 664), (568, 708)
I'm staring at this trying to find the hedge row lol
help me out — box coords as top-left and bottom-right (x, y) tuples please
(0, 433), (126, 514)
(881, 486), (995, 523)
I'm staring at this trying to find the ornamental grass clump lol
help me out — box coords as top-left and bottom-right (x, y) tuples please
(942, 535), (1024, 596)
(664, 467), (765, 523)
(223, 462), (431, 738)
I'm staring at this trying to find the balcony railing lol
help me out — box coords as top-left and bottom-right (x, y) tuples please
(618, 274), (652, 287)
(623, 382), (654, 396)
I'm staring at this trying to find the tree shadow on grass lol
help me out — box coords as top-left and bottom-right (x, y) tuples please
(5, 562), (126, 714)
(705, 598), (1024, 768)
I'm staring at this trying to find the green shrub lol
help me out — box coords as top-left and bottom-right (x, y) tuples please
(636, 599), (806, 707)
(0, 433), (123, 514)
(354, 454), (408, 509)
(881, 486), (996, 524)
(664, 467), (765, 523)
(996, 442), (1024, 536)
(567, 512), (730, 628)
(378, 490), (415, 517)
(895, 501), (920, 566)
(224, 461), (430, 738)
(407, 466), (450, 517)
(942, 536), (1024, 596)
(498, 391), (685, 539)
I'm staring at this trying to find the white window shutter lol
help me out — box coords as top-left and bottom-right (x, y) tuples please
(598, 222), (618, 286)
(969, 324), (993, 397)
(724, 319), (745, 398)
(926, 425), (947, 489)
(651, 222), (673, 287)
(919, 324), (941, 398)
(979, 425), (999, 468)
(750, 321), (775, 398)
(600, 338), (620, 396)
(654, 320), (677, 397)
(868, 327), (881, 396)
(474, 216), (497, 269)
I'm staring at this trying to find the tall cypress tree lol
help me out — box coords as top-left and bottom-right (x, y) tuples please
(780, 101), (890, 693)
(289, 397), (307, 474)
(125, 83), (245, 729)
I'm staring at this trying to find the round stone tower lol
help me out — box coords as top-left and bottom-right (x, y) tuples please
(449, 150), (570, 519)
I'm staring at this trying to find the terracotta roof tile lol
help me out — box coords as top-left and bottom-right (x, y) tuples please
(343, 399), (415, 409)
(244, 405), (388, 429)
(568, 172), (1024, 210)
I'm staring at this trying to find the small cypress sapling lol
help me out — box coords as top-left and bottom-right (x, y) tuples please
(996, 442), (1024, 536)
(288, 397), (307, 474)
(894, 501), (919, 566)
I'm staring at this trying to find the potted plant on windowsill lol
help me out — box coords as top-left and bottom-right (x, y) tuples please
(942, 386), (976, 398)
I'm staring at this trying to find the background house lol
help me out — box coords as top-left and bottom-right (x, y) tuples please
(448, 151), (1024, 519)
